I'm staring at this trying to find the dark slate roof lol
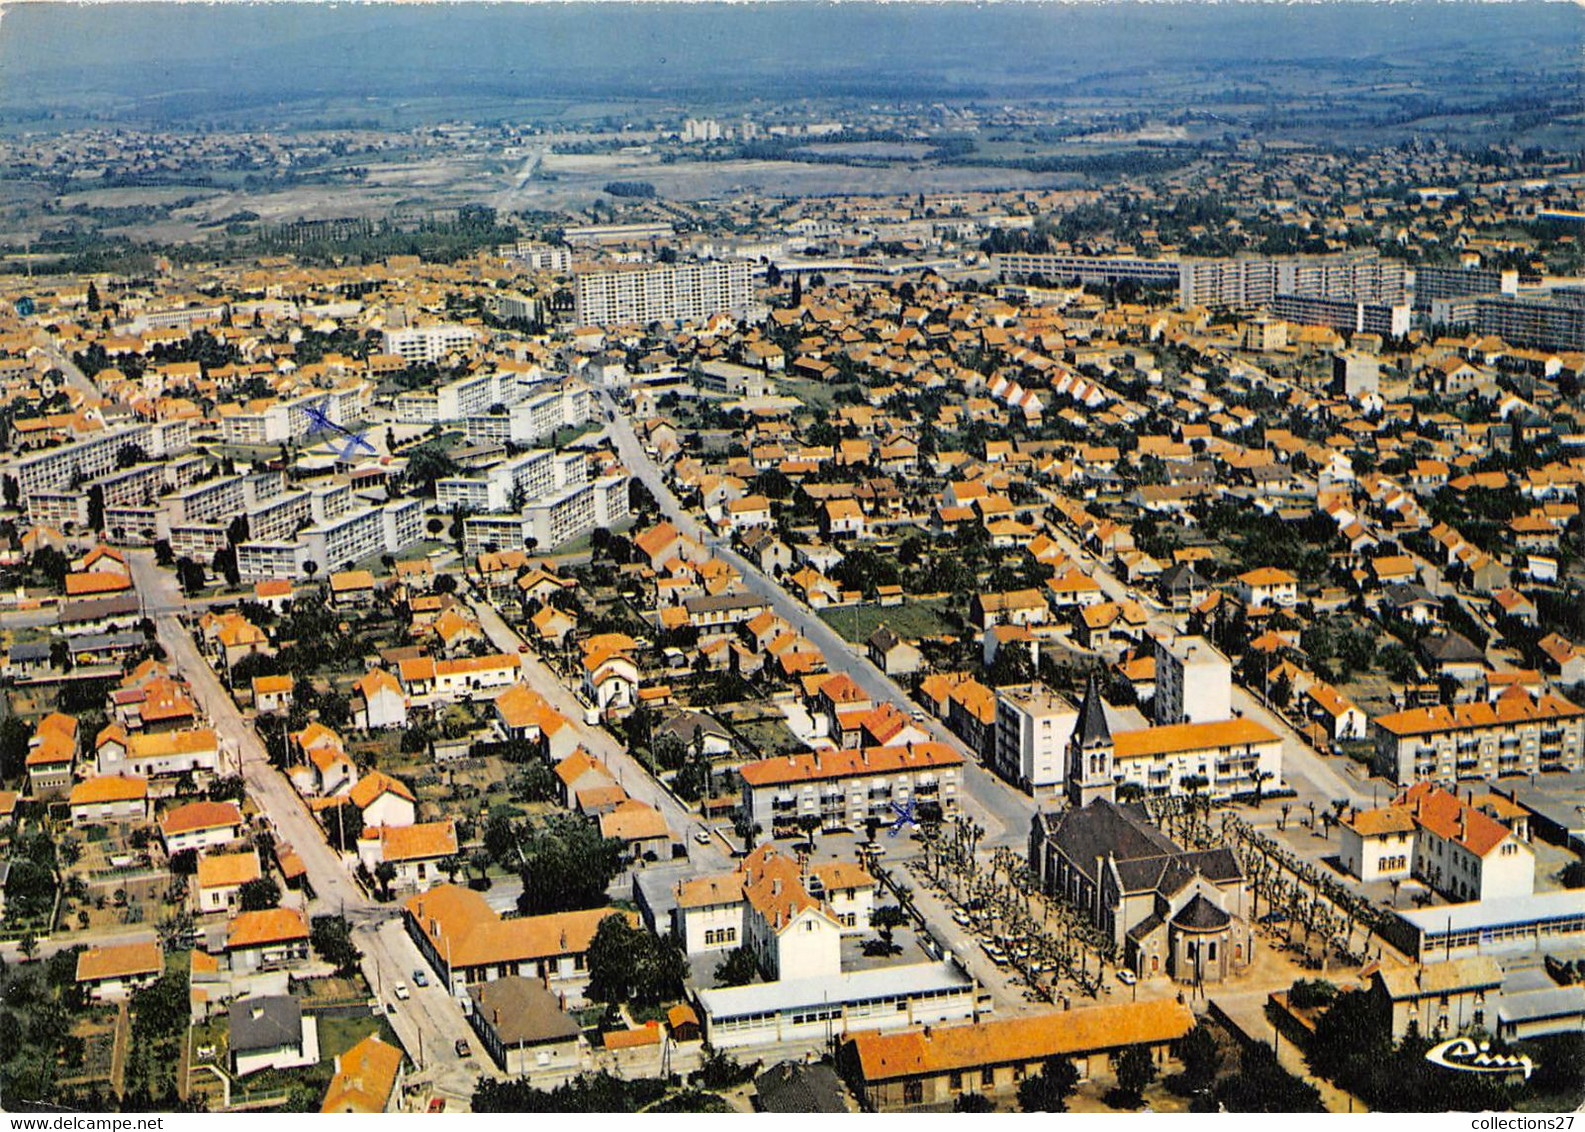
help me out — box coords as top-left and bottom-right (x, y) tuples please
(1172, 894), (1231, 931)
(1038, 800), (1178, 883)
(1075, 674), (1112, 747)
(867, 625), (902, 653)
(655, 710), (732, 745)
(8, 641), (52, 662)
(1384, 582), (1439, 608)
(59, 593), (140, 622)
(468, 977), (580, 1048)
(753, 1060), (847, 1114)
(1421, 632), (1485, 664)
(1126, 911), (1165, 942)
(1157, 563), (1206, 591)
(227, 995), (303, 1054)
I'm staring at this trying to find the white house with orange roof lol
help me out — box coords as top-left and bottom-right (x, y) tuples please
(1234, 567), (1299, 609)
(348, 771), (416, 830)
(1340, 783), (1534, 902)
(352, 668), (407, 730)
(358, 819), (458, 892)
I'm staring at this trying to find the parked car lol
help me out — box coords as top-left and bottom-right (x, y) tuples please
(1116, 969), (1138, 986)
(394, 982), (411, 1001)
(455, 1039), (473, 1059)
(694, 829), (712, 845)
(412, 969), (428, 988)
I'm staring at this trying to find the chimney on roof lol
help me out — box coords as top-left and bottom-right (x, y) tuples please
(560, 929), (568, 950)
(493, 1008), (500, 1025)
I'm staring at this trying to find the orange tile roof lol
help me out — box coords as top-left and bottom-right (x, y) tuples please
(196, 850), (262, 890)
(76, 940), (162, 984)
(226, 907), (309, 950)
(598, 800), (670, 843)
(1399, 782), (1513, 857)
(69, 775), (147, 806)
(160, 800), (242, 837)
(403, 885), (635, 970)
(349, 770), (415, 809)
(1113, 718), (1278, 760)
(603, 1021), (662, 1049)
(378, 820), (457, 862)
(1374, 691), (1582, 737)
(321, 1034), (403, 1113)
(848, 999), (1195, 1082)
(739, 742), (963, 788)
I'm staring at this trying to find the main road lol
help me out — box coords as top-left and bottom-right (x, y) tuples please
(126, 550), (485, 1106)
(598, 392), (1038, 849)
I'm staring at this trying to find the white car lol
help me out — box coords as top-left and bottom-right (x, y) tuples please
(1116, 969), (1138, 986)
(393, 982), (411, 1000)
(694, 829), (713, 845)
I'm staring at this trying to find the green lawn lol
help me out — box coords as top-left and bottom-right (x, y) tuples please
(819, 598), (958, 645)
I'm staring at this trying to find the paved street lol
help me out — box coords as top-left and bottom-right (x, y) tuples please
(125, 550), (482, 1104)
(465, 593), (734, 874)
(600, 393), (1037, 849)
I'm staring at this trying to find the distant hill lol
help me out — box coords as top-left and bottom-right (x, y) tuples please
(0, 1), (1576, 127)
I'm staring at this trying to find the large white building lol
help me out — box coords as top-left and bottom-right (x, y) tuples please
(1340, 783), (1534, 903)
(992, 683), (1077, 793)
(573, 260), (752, 326)
(381, 323), (480, 364)
(1370, 689), (1584, 784)
(1153, 635), (1232, 726)
(12, 421), (191, 502)
(738, 743), (963, 838)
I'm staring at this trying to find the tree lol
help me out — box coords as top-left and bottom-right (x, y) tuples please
(238, 876), (281, 911)
(586, 913), (685, 1006)
(2, 474), (18, 509)
(1115, 1045), (1157, 1105)
(954, 1093), (995, 1112)
(175, 556), (206, 595)
(373, 860), (397, 900)
(1179, 1024), (1222, 1092)
(1019, 1055), (1080, 1112)
(987, 641), (1034, 687)
(869, 904), (907, 955)
(516, 815), (625, 916)
(713, 946), (760, 987)
(310, 914), (363, 976)
(0, 714), (31, 779)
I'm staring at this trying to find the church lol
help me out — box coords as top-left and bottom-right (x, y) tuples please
(1028, 678), (1254, 985)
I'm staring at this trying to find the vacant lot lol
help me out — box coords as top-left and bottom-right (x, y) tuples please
(820, 598), (958, 645)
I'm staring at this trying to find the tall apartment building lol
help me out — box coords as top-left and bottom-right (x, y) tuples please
(1269, 294), (1411, 338)
(437, 449), (586, 514)
(991, 252), (1180, 290)
(573, 260), (752, 326)
(992, 683), (1078, 793)
(1473, 293), (1585, 353)
(235, 496), (425, 581)
(1411, 264), (1517, 312)
(381, 323), (480, 365)
(11, 422), (190, 502)
(1179, 254), (1408, 310)
(1153, 636), (1232, 726)
(1370, 690), (1585, 784)
(462, 384), (593, 448)
(219, 386), (371, 447)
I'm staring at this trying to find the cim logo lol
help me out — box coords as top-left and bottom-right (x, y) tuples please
(1424, 1037), (1535, 1081)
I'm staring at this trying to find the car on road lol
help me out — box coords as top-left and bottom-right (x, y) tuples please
(517, 643), (529, 653)
(387, 1002), (398, 1015)
(393, 982), (410, 1000)
(412, 969), (428, 988)
(428, 1098), (447, 1113)
(455, 1039), (473, 1059)
(1116, 969), (1137, 986)
(694, 829), (713, 845)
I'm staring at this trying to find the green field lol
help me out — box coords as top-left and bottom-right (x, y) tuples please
(819, 598), (958, 644)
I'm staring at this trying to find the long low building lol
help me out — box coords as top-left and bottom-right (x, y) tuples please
(839, 998), (1196, 1111)
(695, 960), (983, 1050)
(404, 884), (635, 1006)
(1388, 890), (1585, 963)
(737, 742), (964, 837)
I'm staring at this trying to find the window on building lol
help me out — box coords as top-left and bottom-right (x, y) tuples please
(949, 1072), (962, 1092)
(903, 1081), (923, 1105)
(981, 1068), (995, 1088)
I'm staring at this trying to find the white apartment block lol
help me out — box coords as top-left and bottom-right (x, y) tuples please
(1177, 254), (1409, 310)
(738, 744), (964, 837)
(573, 260), (752, 326)
(438, 448), (585, 514)
(13, 422), (190, 501)
(1371, 691), (1585, 784)
(499, 241), (573, 272)
(235, 496), (424, 580)
(462, 385), (593, 448)
(1153, 635), (1232, 726)
(992, 683), (1078, 792)
(381, 323), (480, 364)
